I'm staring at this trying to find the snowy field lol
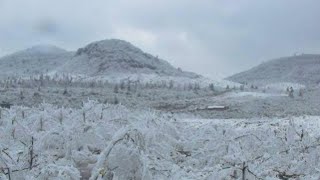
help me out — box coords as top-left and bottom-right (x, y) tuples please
(0, 101), (320, 179)
(0, 77), (319, 179)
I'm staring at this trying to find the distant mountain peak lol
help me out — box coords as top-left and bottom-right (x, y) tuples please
(75, 39), (140, 57)
(227, 54), (320, 85)
(57, 39), (200, 80)
(0, 38), (204, 83)
(25, 44), (67, 55)
(0, 44), (72, 78)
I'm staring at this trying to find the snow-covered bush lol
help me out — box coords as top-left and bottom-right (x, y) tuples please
(1, 101), (320, 179)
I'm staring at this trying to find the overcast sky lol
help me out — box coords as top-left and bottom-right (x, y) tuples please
(0, 0), (320, 78)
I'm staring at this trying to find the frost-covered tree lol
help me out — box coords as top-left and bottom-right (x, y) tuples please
(209, 83), (215, 91)
(299, 89), (303, 97)
(113, 96), (119, 104)
(289, 87), (294, 98)
(63, 88), (68, 96)
(120, 81), (125, 90)
(169, 80), (174, 89)
(240, 85), (244, 91)
(113, 84), (119, 93)
(126, 82), (131, 93)
(19, 91), (25, 100)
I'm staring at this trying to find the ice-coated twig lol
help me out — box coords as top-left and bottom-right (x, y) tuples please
(89, 127), (132, 180)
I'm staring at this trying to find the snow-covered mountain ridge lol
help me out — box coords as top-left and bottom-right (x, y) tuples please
(227, 54), (320, 86)
(0, 45), (73, 78)
(0, 39), (236, 87)
(57, 39), (200, 78)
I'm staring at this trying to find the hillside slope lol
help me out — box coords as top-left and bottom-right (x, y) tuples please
(57, 39), (200, 80)
(0, 45), (73, 78)
(227, 54), (320, 86)
(0, 39), (236, 87)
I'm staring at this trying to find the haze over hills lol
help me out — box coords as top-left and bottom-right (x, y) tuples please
(227, 54), (320, 86)
(0, 45), (73, 78)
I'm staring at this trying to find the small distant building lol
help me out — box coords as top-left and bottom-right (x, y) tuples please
(206, 105), (229, 111)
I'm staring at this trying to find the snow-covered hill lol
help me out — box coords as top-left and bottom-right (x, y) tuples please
(0, 45), (73, 78)
(56, 39), (237, 87)
(0, 39), (236, 88)
(227, 54), (320, 86)
(56, 39), (199, 80)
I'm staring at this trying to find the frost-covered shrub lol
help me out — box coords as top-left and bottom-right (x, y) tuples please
(31, 164), (81, 180)
(1, 101), (320, 179)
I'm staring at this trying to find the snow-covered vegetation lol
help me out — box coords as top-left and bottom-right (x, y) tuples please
(1, 101), (320, 179)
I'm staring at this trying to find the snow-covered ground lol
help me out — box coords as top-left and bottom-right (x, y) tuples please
(1, 101), (320, 179)
(223, 91), (288, 98)
(263, 82), (306, 93)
